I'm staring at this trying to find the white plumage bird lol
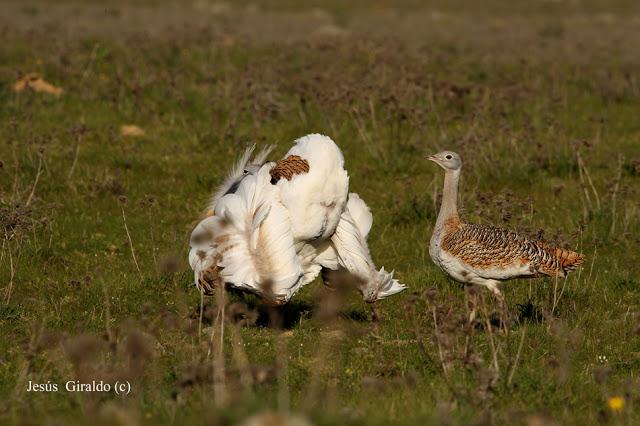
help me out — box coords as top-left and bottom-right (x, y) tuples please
(189, 134), (406, 305)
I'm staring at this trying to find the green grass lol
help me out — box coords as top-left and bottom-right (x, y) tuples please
(1, 1), (640, 425)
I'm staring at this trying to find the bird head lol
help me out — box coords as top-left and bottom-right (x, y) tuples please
(242, 163), (263, 175)
(427, 151), (462, 171)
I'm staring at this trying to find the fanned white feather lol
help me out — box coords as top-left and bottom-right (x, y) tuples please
(189, 215), (227, 293)
(345, 193), (373, 238)
(295, 242), (325, 286)
(212, 165), (303, 302)
(330, 206), (406, 302)
(208, 144), (273, 212)
(373, 267), (406, 300)
(295, 192), (369, 283)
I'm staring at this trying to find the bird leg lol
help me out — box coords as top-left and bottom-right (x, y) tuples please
(465, 285), (479, 325)
(463, 285), (479, 359)
(485, 280), (510, 332)
(320, 267), (337, 291)
(369, 304), (380, 322)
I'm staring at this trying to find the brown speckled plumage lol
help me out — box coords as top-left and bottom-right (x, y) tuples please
(269, 155), (309, 183)
(441, 221), (584, 278)
(428, 150), (584, 306)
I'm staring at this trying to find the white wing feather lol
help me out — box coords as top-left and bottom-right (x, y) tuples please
(297, 193), (370, 277)
(330, 206), (406, 302)
(275, 134), (349, 242)
(345, 193), (373, 238)
(192, 165), (303, 303)
(189, 215), (227, 292)
(295, 242), (324, 287)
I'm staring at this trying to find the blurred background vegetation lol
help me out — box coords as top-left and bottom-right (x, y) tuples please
(1, 1), (639, 425)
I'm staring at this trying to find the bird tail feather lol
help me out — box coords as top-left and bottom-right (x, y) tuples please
(372, 267), (407, 300)
(539, 245), (585, 277)
(207, 144), (274, 213)
(191, 166), (303, 303)
(554, 248), (585, 273)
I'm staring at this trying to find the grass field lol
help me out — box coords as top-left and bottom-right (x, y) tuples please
(1, 1), (640, 425)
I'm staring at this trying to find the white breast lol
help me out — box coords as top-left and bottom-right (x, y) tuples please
(437, 250), (473, 283)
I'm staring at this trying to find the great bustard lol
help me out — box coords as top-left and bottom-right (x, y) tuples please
(427, 151), (584, 310)
(189, 134), (406, 305)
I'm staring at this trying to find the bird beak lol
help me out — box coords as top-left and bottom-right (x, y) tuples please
(426, 155), (437, 163)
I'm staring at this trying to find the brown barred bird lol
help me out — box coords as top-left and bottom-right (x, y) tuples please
(428, 151), (584, 308)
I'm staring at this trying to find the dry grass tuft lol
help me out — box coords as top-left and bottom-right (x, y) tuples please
(0, 203), (49, 240)
(120, 125), (145, 137)
(13, 73), (63, 96)
(241, 411), (312, 426)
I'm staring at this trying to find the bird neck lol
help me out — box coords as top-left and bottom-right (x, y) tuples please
(436, 169), (460, 229)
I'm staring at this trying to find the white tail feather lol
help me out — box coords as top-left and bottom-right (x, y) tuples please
(252, 145), (273, 166)
(208, 144), (274, 212)
(330, 206), (407, 302)
(373, 267), (407, 300)
(189, 215), (227, 294)
(210, 166), (303, 303)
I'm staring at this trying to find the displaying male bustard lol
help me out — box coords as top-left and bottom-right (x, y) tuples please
(427, 151), (584, 306)
(189, 134), (406, 305)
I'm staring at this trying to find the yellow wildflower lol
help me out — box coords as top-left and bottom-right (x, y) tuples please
(607, 396), (625, 412)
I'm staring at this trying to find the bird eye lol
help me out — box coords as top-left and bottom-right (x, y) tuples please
(243, 169), (249, 174)
(445, 155), (452, 160)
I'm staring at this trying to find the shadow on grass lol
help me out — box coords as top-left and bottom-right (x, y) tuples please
(225, 288), (373, 329)
(256, 300), (313, 329)
(469, 298), (545, 331)
(515, 299), (544, 324)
